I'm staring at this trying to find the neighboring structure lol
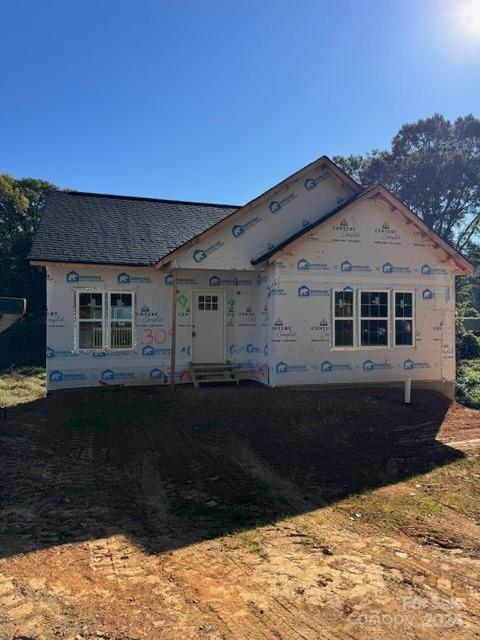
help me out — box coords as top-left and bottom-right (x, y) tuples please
(29, 156), (473, 396)
(0, 297), (26, 334)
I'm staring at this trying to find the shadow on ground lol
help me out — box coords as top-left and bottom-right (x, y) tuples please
(0, 384), (463, 558)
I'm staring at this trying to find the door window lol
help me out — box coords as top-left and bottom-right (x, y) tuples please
(198, 295), (218, 311)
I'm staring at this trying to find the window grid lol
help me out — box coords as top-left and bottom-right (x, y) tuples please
(77, 291), (104, 350)
(332, 290), (355, 348)
(359, 290), (390, 348)
(394, 291), (415, 347)
(109, 292), (134, 349)
(198, 295), (219, 311)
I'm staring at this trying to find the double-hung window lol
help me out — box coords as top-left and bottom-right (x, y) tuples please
(360, 291), (390, 347)
(394, 292), (414, 346)
(109, 292), (134, 349)
(78, 292), (104, 349)
(333, 290), (354, 347)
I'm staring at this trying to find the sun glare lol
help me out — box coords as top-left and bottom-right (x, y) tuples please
(457, 0), (480, 40)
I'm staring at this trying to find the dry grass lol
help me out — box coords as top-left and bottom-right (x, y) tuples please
(335, 451), (480, 530)
(0, 367), (46, 407)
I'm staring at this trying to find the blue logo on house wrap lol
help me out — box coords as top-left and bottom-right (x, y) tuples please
(403, 359), (431, 370)
(320, 360), (352, 373)
(421, 263), (448, 276)
(304, 171), (329, 191)
(268, 192), (297, 214)
(149, 368), (163, 379)
(100, 369), (136, 381)
(193, 249), (207, 263)
(246, 343), (260, 354)
(362, 359), (393, 371)
(229, 344), (242, 354)
(267, 286), (287, 297)
(142, 345), (171, 356)
(382, 262), (411, 274)
(117, 272), (152, 284)
(209, 274), (253, 287)
(66, 270), (103, 283)
(164, 274), (198, 286)
(422, 288), (434, 300)
(340, 260), (371, 273)
(192, 240), (224, 263)
(275, 361), (307, 374)
(298, 285), (329, 297)
(49, 370), (87, 382)
(297, 258), (329, 271)
(46, 347), (78, 359)
(231, 216), (260, 238)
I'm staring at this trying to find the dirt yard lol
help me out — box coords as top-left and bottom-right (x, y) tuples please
(0, 377), (479, 640)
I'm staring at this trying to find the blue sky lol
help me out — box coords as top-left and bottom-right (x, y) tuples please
(1, 0), (479, 204)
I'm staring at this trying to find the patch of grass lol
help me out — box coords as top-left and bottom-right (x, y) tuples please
(335, 491), (444, 529)
(0, 367), (46, 407)
(407, 452), (480, 519)
(456, 358), (480, 409)
(335, 452), (480, 530)
(222, 527), (264, 554)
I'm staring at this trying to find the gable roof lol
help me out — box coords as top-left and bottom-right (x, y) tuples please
(251, 185), (474, 275)
(154, 155), (363, 268)
(29, 191), (239, 266)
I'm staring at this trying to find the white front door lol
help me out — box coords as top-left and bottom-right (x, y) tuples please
(192, 291), (225, 363)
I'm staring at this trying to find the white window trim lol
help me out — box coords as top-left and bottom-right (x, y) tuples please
(393, 290), (416, 348)
(76, 290), (105, 351)
(331, 288), (356, 350)
(358, 289), (391, 349)
(108, 291), (135, 351)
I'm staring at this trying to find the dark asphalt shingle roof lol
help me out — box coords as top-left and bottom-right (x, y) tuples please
(29, 191), (239, 266)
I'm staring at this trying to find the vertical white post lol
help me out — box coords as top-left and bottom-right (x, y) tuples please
(170, 268), (177, 388)
(404, 376), (412, 404)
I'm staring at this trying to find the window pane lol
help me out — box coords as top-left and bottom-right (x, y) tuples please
(110, 293), (132, 320)
(335, 319), (354, 346)
(361, 319), (388, 346)
(395, 292), (412, 318)
(361, 292), (388, 318)
(198, 302), (204, 310)
(395, 319), (413, 345)
(79, 293), (103, 319)
(111, 322), (132, 348)
(79, 321), (103, 348)
(335, 291), (353, 318)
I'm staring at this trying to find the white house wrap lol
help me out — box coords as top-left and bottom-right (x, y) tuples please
(29, 156), (473, 395)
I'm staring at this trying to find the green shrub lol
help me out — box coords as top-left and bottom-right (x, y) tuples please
(457, 332), (480, 359)
(456, 359), (480, 409)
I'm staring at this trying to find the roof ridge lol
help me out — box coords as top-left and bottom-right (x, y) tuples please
(60, 190), (240, 209)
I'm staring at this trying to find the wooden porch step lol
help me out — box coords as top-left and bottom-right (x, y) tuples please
(189, 363), (239, 388)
